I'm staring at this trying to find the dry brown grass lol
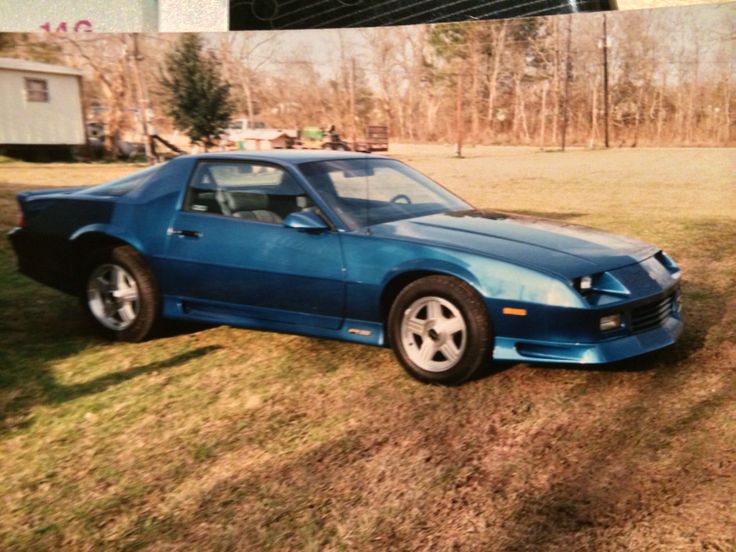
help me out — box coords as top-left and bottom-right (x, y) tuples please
(0, 146), (734, 551)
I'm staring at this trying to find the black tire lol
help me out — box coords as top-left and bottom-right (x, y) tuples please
(82, 245), (160, 342)
(388, 275), (493, 385)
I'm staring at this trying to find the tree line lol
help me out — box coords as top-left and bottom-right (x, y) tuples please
(1, 5), (732, 155)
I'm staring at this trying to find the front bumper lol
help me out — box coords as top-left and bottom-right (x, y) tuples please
(493, 314), (683, 364)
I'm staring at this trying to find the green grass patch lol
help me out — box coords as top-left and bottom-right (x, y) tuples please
(1, 147), (734, 550)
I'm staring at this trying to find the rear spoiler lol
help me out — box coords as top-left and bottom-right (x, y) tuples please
(17, 187), (88, 202)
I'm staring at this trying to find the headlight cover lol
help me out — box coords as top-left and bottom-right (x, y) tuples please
(573, 272), (630, 298)
(656, 250), (681, 280)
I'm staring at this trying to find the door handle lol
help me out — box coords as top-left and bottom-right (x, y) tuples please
(168, 228), (202, 239)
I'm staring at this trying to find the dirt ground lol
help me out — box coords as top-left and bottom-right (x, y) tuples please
(0, 146), (734, 550)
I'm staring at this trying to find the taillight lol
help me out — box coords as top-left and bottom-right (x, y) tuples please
(17, 208), (25, 228)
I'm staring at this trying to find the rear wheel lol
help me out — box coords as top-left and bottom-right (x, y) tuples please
(83, 246), (160, 341)
(388, 276), (493, 385)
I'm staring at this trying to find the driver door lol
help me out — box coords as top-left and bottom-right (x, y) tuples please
(160, 159), (345, 329)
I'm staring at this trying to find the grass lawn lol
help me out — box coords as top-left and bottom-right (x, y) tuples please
(1, 146), (734, 550)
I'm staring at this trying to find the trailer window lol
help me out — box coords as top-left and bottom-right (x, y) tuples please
(25, 78), (49, 102)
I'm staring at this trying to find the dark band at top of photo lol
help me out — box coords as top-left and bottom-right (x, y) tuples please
(230, 0), (618, 30)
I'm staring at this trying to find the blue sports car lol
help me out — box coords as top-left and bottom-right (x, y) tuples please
(9, 151), (683, 384)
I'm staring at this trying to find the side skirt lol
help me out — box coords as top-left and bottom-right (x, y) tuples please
(161, 296), (385, 346)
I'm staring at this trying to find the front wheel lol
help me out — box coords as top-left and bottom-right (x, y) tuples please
(83, 246), (160, 341)
(388, 276), (493, 385)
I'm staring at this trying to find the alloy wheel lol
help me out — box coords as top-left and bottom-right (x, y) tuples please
(400, 296), (467, 372)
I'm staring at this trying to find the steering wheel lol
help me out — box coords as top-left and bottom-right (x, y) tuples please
(390, 194), (412, 204)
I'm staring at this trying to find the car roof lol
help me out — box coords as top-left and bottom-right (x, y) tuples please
(186, 150), (389, 166)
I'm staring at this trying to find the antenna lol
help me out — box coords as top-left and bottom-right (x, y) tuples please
(365, 156), (371, 234)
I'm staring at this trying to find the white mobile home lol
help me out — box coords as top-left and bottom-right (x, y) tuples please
(0, 57), (85, 159)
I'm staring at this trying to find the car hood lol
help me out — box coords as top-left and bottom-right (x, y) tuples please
(370, 209), (658, 278)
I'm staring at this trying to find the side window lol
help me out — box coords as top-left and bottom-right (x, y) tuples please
(185, 161), (314, 224)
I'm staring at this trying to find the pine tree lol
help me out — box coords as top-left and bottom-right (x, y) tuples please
(160, 34), (233, 149)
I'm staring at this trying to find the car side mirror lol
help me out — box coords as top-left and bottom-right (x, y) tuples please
(283, 210), (330, 232)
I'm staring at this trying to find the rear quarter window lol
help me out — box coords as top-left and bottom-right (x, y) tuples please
(83, 165), (162, 197)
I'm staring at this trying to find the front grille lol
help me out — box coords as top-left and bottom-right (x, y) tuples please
(630, 294), (676, 333)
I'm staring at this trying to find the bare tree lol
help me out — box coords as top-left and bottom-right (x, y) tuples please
(33, 6), (735, 152)
(63, 35), (134, 157)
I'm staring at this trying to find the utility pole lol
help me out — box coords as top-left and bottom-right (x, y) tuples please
(602, 14), (610, 148)
(539, 80), (548, 150)
(349, 57), (357, 150)
(130, 34), (155, 163)
(455, 71), (464, 158)
(560, 16), (572, 152)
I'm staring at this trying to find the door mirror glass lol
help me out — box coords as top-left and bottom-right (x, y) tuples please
(283, 210), (329, 232)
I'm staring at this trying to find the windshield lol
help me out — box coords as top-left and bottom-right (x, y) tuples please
(298, 158), (470, 229)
